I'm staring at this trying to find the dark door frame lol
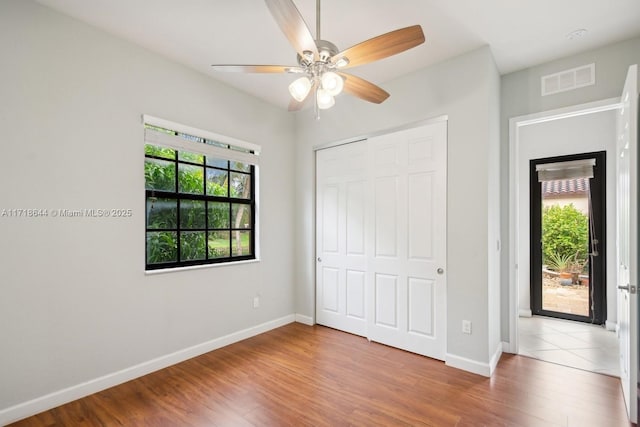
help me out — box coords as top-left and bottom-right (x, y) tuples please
(529, 151), (607, 324)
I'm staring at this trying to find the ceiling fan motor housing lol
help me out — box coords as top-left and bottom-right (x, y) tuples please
(298, 39), (340, 67)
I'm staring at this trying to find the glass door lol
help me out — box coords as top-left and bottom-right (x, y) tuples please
(530, 151), (606, 324)
(540, 178), (590, 317)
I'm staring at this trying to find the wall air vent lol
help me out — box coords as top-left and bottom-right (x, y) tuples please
(541, 63), (595, 96)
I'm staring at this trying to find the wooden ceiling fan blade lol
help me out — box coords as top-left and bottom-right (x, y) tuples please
(211, 65), (303, 73)
(289, 80), (318, 111)
(288, 98), (304, 111)
(339, 73), (390, 104)
(332, 25), (425, 69)
(264, 0), (319, 61)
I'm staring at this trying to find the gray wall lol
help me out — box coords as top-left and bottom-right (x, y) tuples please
(500, 37), (640, 340)
(0, 0), (295, 412)
(293, 46), (502, 366)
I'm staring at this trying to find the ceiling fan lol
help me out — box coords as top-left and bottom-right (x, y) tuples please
(211, 0), (425, 117)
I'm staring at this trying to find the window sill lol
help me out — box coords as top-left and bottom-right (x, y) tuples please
(145, 258), (260, 275)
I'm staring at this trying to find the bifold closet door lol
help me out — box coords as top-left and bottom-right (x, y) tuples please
(366, 122), (447, 360)
(316, 141), (369, 337)
(316, 121), (447, 361)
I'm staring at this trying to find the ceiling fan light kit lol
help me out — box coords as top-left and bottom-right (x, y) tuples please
(316, 87), (336, 109)
(321, 72), (344, 96)
(212, 0), (426, 118)
(289, 77), (312, 102)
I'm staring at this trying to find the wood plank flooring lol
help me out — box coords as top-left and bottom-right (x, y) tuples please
(9, 323), (631, 426)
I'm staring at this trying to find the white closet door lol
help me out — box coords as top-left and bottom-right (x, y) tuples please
(315, 120), (447, 361)
(367, 122), (447, 360)
(316, 141), (368, 337)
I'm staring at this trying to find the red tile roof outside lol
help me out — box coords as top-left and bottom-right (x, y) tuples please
(542, 177), (590, 197)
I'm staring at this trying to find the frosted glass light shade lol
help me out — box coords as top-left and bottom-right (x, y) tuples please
(316, 88), (335, 109)
(321, 71), (344, 96)
(288, 77), (312, 102)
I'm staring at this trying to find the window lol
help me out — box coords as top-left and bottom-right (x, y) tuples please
(143, 116), (259, 270)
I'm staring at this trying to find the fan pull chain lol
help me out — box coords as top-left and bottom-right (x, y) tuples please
(314, 87), (320, 120)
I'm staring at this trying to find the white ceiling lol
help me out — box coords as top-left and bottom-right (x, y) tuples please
(37, 0), (640, 110)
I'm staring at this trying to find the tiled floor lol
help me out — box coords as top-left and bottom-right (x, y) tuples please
(518, 315), (619, 377)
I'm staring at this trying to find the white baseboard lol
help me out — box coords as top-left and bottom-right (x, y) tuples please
(445, 353), (492, 377)
(0, 314), (296, 426)
(605, 320), (617, 331)
(295, 314), (314, 325)
(519, 309), (532, 317)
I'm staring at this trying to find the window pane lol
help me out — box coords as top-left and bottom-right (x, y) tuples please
(178, 151), (204, 164)
(180, 231), (206, 261)
(230, 146), (251, 153)
(178, 164), (204, 194)
(209, 202), (230, 229)
(231, 204), (251, 229)
(146, 231), (177, 264)
(144, 123), (256, 269)
(206, 157), (228, 169)
(232, 231), (251, 256)
(230, 161), (250, 172)
(145, 144), (175, 160)
(178, 133), (203, 144)
(145, 125), (174, 135)
(145, 158), (176, 192)
(179, 200), (206, 229)
(147, 198), (177, 229)
(208, 231), (230, 259)
(206, 168), (228, 196)
(205, 139), (228, 149)
(230, 172), (251, 199)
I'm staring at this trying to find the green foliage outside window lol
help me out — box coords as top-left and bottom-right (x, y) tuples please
(144, 141), (254, 269)
(541, 204), (588, 272)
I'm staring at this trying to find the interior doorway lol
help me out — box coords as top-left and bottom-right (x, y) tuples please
(529, 151), (607, 324)
(509, 81), (638, 422)
(508, 98), (621, 382)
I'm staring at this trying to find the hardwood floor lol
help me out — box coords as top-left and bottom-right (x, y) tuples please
(10, 323), (631, 426)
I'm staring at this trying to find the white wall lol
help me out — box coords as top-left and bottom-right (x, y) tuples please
(516, 111), (617, 321)
(501, 36), (640, 340)
(293, 46), (501, 370)
(0, 0), (295, 418)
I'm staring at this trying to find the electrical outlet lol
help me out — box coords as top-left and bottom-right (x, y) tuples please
(253, 296), (260, 309)
(462, 320), (472, 334)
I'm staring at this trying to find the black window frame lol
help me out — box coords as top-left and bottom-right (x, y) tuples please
(144, 127), (256, 271)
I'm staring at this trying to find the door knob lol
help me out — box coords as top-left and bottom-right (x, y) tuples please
(437, 268), (444, 275)
(317, 257), (322, 262)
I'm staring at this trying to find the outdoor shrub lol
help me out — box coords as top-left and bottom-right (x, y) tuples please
(546, 251), (574, 272)
(542, 204), (588, 268)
